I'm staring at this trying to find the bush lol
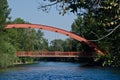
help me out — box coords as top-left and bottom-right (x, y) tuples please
(102, 54), (120, 67)
(0, 41), (16, 68)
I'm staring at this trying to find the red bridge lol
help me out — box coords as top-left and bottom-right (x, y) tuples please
(6, 24), (105, 56)
(16, 51), (93, 58)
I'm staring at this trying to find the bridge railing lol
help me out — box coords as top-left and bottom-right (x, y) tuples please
(16, 51), (80, 57)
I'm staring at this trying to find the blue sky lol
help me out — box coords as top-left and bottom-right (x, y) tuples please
(8, 0), (77, 42)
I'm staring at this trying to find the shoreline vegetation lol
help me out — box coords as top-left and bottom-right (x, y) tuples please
(0, 56), (119, 69)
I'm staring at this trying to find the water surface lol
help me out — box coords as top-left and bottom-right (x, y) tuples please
(0, 62), (120, 80)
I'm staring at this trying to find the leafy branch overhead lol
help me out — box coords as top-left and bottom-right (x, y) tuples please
(38, 0), (120, 41)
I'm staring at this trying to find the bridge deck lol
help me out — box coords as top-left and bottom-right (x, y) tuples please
(18, 55), (79, 58)
(16, 51), (80, 58)
(16, 51), (94, 58)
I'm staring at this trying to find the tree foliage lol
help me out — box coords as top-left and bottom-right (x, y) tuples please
(38, 0), (120, 38)
(7, 18), (49, 51)
(0, 0), (16, 68)
(49, 38), (74, 52)
(0, 41), (16, 68)
(71, 14), (120, 67)
(49, 39), (64, 51)
(0, 0), (11, 31)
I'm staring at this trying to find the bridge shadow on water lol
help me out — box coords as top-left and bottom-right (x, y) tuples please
(32, 57), (98, 66)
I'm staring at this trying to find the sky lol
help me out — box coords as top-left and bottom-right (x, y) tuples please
(7, 0), (77, 42)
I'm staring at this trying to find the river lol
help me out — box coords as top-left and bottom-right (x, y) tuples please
(0, 62), (120, 80)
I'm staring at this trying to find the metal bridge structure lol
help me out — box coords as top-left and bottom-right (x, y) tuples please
(6, 24), (104, 57)
(16, 51), (81, 58)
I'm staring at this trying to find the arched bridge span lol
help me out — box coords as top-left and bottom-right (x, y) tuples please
(6, 24), (104, 55)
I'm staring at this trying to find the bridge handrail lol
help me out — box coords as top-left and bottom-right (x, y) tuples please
(16, 51), (80, 56)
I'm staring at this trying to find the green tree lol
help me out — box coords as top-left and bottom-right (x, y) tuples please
(62, 38), (73, 51)
(7, 18), (49, 51)
(41, 38), (49, 51)
(0, 41), (16, 68)
(0, 0), (11, 41)
(0, 0), (17, 68)
(71, 14), (120, 67)
(49, 39), (65, 51)
(12, 18), (29, 24)
(0, 0), (10, 32)
(34, 30), (49, 51)
(7, 18), (29, 51)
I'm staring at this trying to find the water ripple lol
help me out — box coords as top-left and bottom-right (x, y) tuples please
(0, 62), (120, 80)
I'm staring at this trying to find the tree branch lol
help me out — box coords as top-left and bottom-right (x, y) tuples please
(90, 31), (100, 38)
(88, 24), (120, 42)
(38, 1), (59, 9)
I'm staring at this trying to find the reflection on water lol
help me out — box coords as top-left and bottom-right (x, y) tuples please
(0, 62), (120, 80)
